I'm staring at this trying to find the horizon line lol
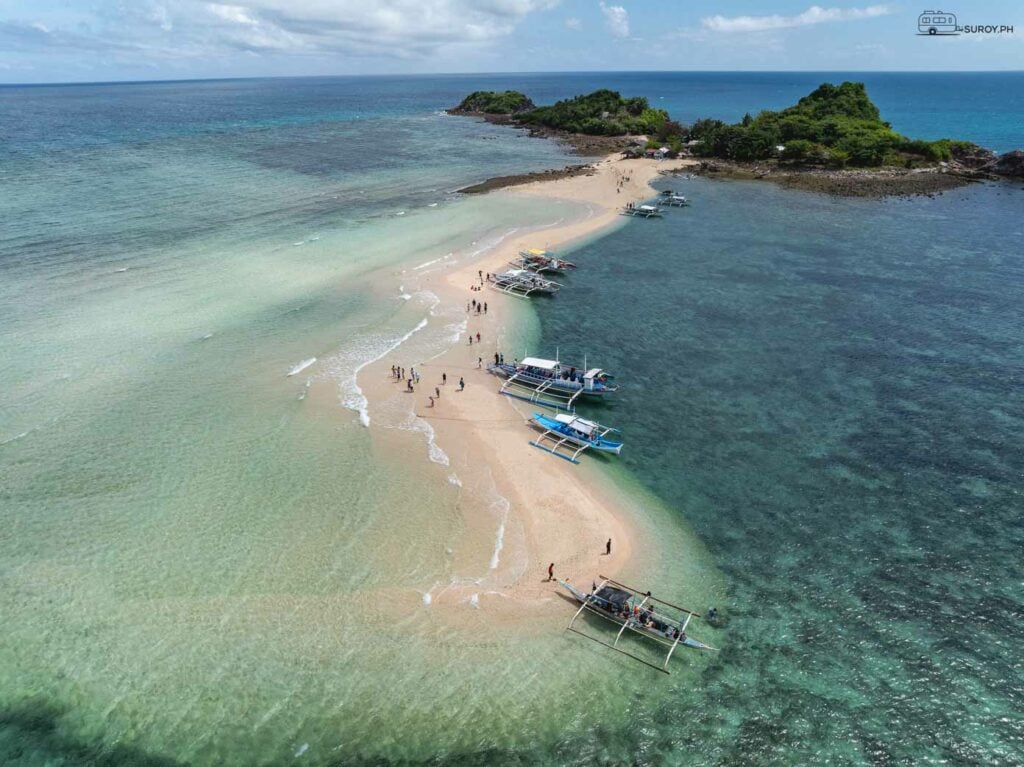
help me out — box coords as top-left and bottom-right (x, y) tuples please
(2, 69), (1023, 89)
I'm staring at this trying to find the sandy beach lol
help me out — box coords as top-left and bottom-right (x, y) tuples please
(353, 154), (696, 627)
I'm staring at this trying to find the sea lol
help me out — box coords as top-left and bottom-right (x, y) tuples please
(1, 73), (1022, 766)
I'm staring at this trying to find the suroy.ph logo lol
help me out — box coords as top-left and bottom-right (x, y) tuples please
(917, 10), (1014, 36)
(918, 10), (958, 34)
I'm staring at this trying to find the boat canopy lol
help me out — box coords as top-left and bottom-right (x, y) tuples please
(520, 357), (559, 370)
(583, 368), (603, 380)
(595, 585), (632, 608)
(528, 248), (549, 256)
(555, 413), (597, 435)
(639, 205), (658, 211)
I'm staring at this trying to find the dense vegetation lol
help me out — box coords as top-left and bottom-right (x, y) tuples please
(516, 89), (674, 137)
(453, 88), (682, 139)
(689, 82), (970, 167)
(452, 90), (535, 114)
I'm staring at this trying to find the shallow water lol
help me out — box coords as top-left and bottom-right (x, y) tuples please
(538, 176), (1024, 765)
(2, 75), (1022, 765)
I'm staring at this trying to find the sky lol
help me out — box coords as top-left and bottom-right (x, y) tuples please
(0, 1), (1021, 83)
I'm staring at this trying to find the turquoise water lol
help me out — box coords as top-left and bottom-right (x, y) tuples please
(539, 177), (1024, 765)
(1, 75), (1023, 765)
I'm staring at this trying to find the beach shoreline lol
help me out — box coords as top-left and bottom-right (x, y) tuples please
(350, 153), (697, 626)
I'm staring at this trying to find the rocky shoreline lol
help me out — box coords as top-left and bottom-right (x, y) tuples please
(690, 146), (1023, 198)
(690, 160), (974, 198)
(451, 106), (1023, 200)
(457, 163), (596, 194)
(452, 111), (634, 157)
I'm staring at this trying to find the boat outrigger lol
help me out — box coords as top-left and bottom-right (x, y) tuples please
(489, 356), (618, 411)
(512, 249), (577, 274)
(487, 269), (562, 298)
(560, 576), (717, 673)
(529, 412), (622, 463)
(621, 203), (662, 218)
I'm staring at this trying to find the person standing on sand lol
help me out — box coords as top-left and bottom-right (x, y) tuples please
(468, 335), (473, 346)
(442, 372), (447, 385)
(428, 396), (434, 408)
(435, 386), (440, 399)
(459, 377), (465, 391)
(606, 538), (612, 555)
(477, 357), (482, 369)
(494, 352), (499, 366)
(475, 332), (480, 343)
(484, 302), (488, 314)
(547, 563), (554, 581)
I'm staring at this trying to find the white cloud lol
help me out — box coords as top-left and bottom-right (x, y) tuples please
(208, 4), (258, 26)
(703, 4), (892, 33)
(0, 0), (560, 62)
(565, 16), (580, 30)
(599, 2), (629, 38)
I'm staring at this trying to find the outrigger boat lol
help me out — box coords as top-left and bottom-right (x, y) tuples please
(512, 249), (577, 274)
(621, 204), (662, 218)
(488, 356), (618, 411)
(529, 412), (622, 463)
(560, 576), (717, 673)
(487, 269), (562, 298)
(662, 194), (690, 207)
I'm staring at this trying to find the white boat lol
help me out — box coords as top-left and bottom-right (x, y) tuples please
(512, 249), (577, 274)
(489, 356), (618, 410)
(662, 194), (690, 207)
(621, 204), (662, 218)
(528, 412), (622, 464)
(487, 269), (562, 297)
(560, 576), (718, 672)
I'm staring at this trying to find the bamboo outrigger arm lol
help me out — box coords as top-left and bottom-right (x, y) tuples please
(662, 613), (693, 669)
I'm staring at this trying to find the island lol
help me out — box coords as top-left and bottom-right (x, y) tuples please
(449, 83), (1023, 197)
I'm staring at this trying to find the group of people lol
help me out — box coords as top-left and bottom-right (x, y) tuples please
(470, 269), (487, 292)
(424, 370), (465, 407)
(605, 600), (685, 640)
(466, 298), (488, 314)
(391, 364), (419, 393)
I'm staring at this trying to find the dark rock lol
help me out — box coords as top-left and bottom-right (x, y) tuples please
(986, 149), (1024, 178)
(950, 142), (997, 169)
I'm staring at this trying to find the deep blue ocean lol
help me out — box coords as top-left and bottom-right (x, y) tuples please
(1, 73), (1022, 766)
(4, 71), (1023, 154)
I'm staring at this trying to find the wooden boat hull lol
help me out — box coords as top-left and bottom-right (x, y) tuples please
(530, 413), (623, 454)
(488, 363), (618, 398)
(559, 579), (716, 653)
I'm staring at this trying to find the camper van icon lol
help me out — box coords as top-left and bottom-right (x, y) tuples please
(918, 10), (959, 35)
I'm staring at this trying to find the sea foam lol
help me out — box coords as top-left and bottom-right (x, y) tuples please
(322, 318), (429, 427)
(287, 358), (317, 377)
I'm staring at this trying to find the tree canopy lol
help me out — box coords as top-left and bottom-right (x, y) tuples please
(688, 82), (966, 167)
(453, 88), (679, 138)
(516, 89), (670, 136)
(452, 91), (535, 115)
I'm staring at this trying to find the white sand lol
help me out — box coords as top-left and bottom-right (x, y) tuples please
(357, 154), (697, 626)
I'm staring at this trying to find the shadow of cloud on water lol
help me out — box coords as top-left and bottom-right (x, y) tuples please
(0, 697), (184, 767)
